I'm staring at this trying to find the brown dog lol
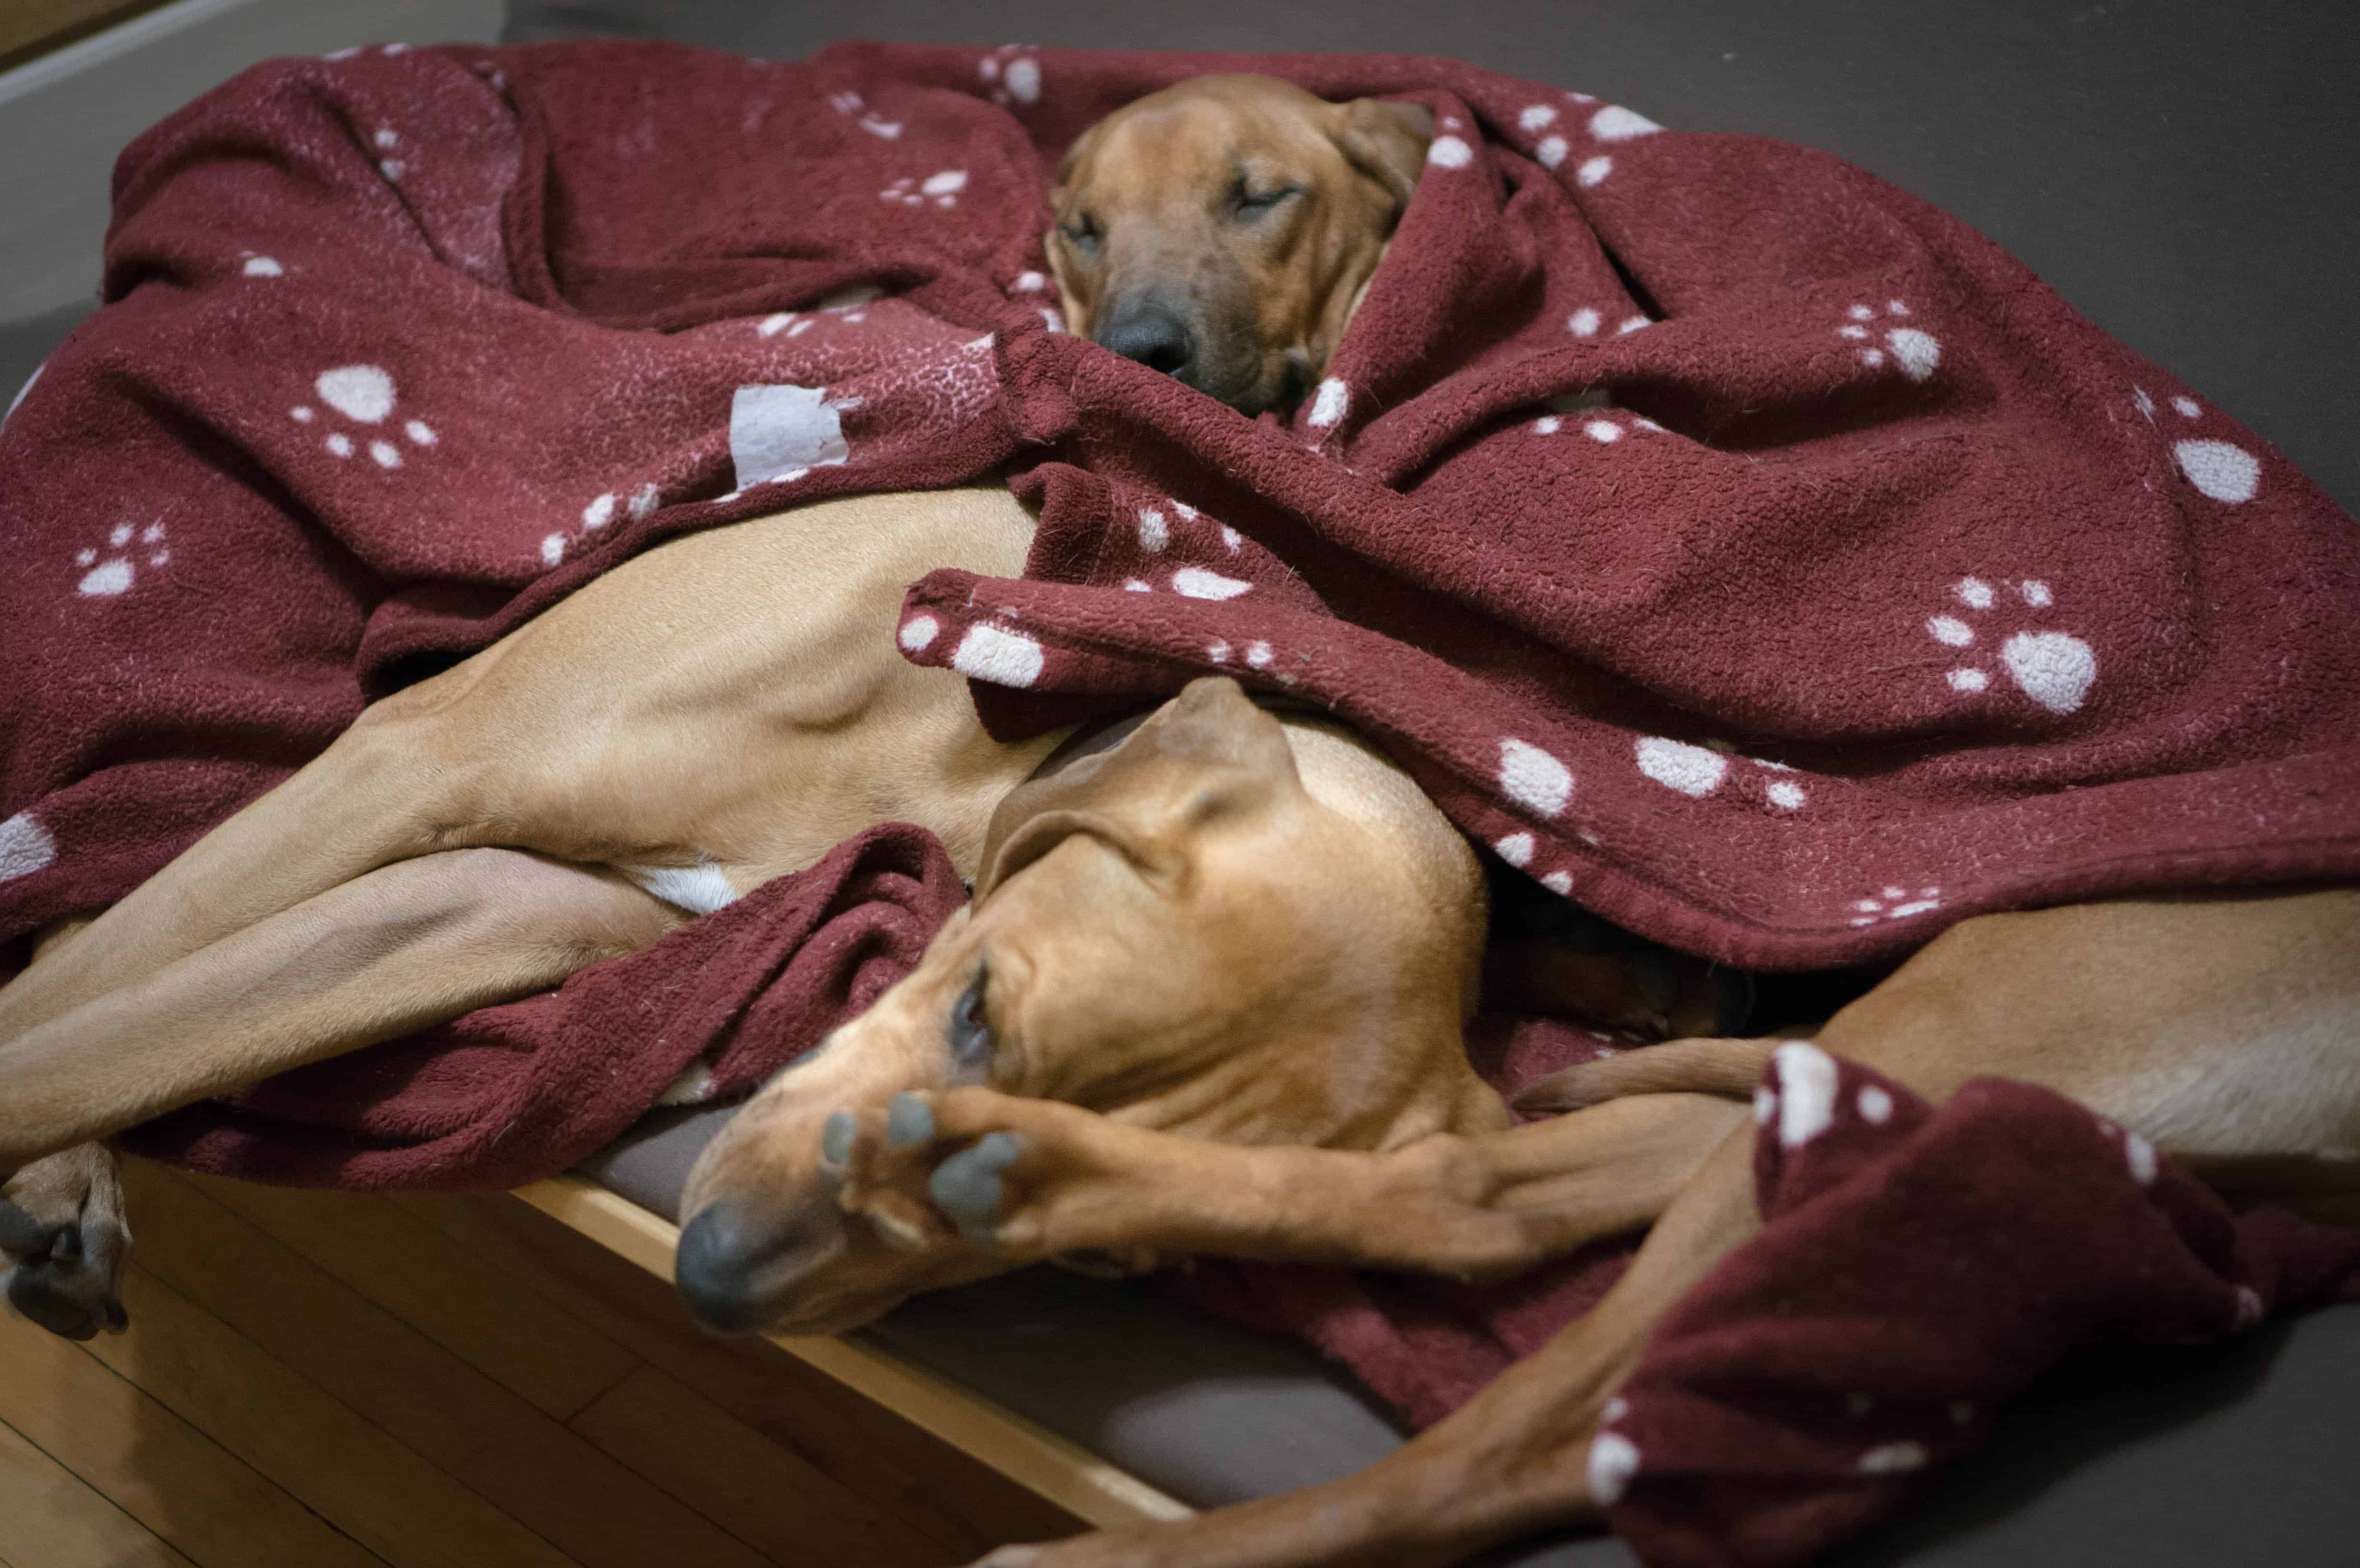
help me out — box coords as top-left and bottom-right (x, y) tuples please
(824, 890), (2360, 1568)
(1051, 74), (1432, 413)
(0, 74), (1505, 1345)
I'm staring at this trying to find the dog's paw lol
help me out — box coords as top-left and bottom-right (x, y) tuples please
(820, 1089), (1162, 1267)
(3, 1143), (132, 1341)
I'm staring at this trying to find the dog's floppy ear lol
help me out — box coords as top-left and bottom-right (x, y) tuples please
(1332, 98), (1434, 210)
(974, 678), (1301, 899)
(1050, 120), (1101, 205)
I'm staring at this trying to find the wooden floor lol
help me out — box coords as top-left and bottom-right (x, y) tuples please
(0, 1159), (1086, 1568)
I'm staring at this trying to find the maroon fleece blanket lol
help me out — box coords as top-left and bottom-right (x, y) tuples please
(2, 39), (2356, 1564)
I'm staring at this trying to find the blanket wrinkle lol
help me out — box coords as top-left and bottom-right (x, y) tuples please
(2, 41), (2355, 1564)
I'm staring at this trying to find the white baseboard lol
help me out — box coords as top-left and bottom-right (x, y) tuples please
(0, 0), (507, 322)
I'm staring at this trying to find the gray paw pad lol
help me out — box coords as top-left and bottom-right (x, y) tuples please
(929, 1132), (1028, 1238)
(885, 1092), (935, 1150)
(819, 1110), (856, 1169)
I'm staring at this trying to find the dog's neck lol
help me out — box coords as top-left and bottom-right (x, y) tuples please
(1271, 715), (1514, 1145)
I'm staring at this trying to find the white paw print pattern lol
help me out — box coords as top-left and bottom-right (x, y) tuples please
(1520, 88), (1599, 172)
(0, 809), (59, 882)
(1633, 736), (1810, 809)
(371, 123), (409, 184)
(1563, 307), (1652, 339)
(1525, 98), (1658, 186)
(1836, 300), (1939, 382)
(292, 364), (436, 470)
(1487, 830), (1575, 896)
(1531, 389), (1664, 441)
(1305, 377), (1350, 430)
(2133, 387), (2263, 504)
(882, 169), (966, 209)
(1202, 637), (1298, 689)
(1130, 501), (1251, 596)
(1488, 739), (1581, 894)
(239, 249), (284, 278)
(897, 613), (1050, 691)
(825, 88), (902, 140)
(74, 519), (170, 596)
(715, 382), (859, 512)
(540, 481), (660, 568)
(1849, 884), (1941, 927)
(1926, 575), (2095, 714)
(978, 45), (1042, 107)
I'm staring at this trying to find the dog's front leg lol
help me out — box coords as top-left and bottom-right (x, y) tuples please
(827, 1085), (1748, 1283)
(970, 1124), (1767, 1568)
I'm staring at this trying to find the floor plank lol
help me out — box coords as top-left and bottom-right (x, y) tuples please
(119, 1164), (773, 1568)
(0, 1304), (385, 1568)
(392, 1189), (1088, 1557)
(0, 1416), (198, 1568)
(81, 1266), (580, 1568)
(183, 1170), (640, 1422)
(569, 1365), (949, 1568)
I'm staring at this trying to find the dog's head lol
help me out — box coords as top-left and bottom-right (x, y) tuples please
(673, 677), (1492, 1335)
(1047, 74), (1432, 416)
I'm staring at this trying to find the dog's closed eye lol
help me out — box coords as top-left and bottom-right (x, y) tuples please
(1228, 176), (1302, 222)
(949, 967), (995, 1071)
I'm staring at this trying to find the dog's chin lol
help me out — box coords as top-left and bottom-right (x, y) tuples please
(1200, 351), (1314, 419)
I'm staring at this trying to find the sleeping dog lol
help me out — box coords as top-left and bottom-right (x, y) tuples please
(0, 73), (1480, 1337)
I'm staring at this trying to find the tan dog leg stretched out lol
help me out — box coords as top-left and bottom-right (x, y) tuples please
(817, 888), (2359, 1568)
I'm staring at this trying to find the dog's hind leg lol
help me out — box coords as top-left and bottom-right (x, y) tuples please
(826, 1084), (1749, 1283)
(0, 703), (494, 1047)
(0, 846), (679, 1173)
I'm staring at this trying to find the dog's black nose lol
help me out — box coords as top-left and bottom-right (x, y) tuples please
(1095, 304), (1196, 380)
(676, 1201), (803, 1334)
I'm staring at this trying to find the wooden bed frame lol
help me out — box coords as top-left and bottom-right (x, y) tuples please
(514, 1174), (1192, 1534)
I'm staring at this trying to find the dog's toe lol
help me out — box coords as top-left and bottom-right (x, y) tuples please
(929, 1132), (1029, 1238)
(0, 1198), (49, 1258)
(818, 1110), (858, 1172)
(5, 1221), (130, 1340)
(886, 1091), (936, 1150)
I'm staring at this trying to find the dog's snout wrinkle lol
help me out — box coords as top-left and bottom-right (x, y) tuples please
(1095, 302), (1196, 380)
(675, 1199), (836, 1334)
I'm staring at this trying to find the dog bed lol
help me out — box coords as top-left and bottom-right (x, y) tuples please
(4, 40), (2358, 1566)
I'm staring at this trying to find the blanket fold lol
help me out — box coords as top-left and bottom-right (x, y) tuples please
(3, 39), (2356, 1566)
